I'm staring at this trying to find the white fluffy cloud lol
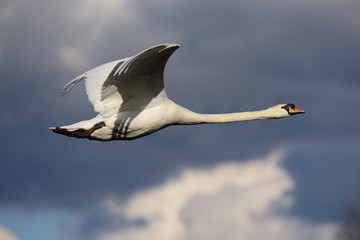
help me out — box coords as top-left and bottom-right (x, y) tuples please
(98, 151), (337, 240)
(0, 226), (18, 240)
(57, 0), (138, 71)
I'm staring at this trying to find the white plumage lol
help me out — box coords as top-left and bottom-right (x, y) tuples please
(51, 44), (304, 141)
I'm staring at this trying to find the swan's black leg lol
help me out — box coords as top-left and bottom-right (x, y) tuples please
(83, 121), (106, 137)
(52, 121), (106, 139)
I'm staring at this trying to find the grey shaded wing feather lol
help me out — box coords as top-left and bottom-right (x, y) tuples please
(60, 44), (179, 114)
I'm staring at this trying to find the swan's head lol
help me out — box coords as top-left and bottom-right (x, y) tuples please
(268, 103), (305, 118)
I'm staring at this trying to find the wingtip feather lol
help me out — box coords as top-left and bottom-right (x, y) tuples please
(60, 74), (87, 96)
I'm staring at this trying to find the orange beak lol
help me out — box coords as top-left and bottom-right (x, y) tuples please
(289, 106), (305, 114)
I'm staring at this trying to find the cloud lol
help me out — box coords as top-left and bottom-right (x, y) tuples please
(94, 151), (337, 240)
(283, 140), (360, 222)
(56, 0), (179, 72)
(57, 0), (138, 71)
(0, 226), (18, 240)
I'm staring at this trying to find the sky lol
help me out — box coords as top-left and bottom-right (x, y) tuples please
(0, 0), (359, 239)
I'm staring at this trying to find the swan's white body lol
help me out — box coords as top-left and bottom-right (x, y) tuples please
(51, 44), (304, 141)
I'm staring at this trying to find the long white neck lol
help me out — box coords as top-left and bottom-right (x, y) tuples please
(173, 104), (286, 125)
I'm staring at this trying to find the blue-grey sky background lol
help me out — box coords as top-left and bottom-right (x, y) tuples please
(0, 0), (359, 239)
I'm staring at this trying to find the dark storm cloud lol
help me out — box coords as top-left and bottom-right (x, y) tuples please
(283, 140), (360, 222)
(0, 1), (359, 233)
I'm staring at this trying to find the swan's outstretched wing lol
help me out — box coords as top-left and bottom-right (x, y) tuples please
(61, 59), (125, 113)
(61, 44), (179, 114)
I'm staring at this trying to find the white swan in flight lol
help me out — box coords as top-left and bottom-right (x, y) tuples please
(51, 44), (304, 141)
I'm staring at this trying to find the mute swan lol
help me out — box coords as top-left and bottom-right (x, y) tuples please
(51, 44), (304, 141)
